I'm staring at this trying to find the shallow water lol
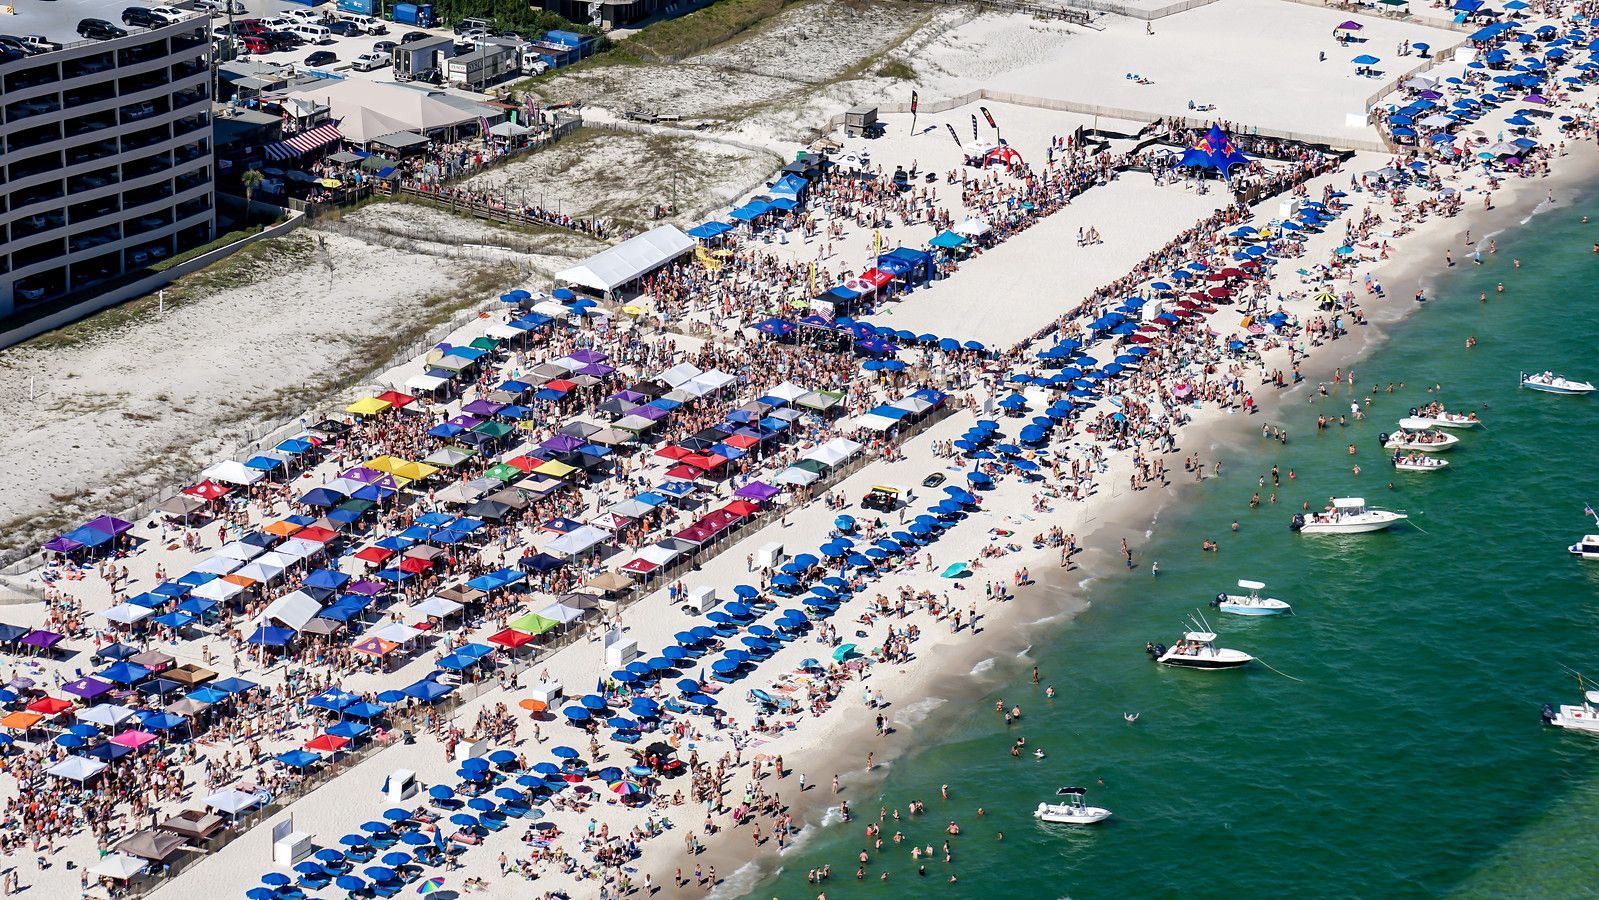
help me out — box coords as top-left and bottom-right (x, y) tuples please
(749, 190), (1599, 898)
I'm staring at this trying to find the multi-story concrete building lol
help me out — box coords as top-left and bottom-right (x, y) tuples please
(0, 7), (216, 320)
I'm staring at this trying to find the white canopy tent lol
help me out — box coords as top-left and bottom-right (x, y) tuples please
(554, 225), (695, 297)
(49, 756), (108, 781)
(260, 590), (322, 632)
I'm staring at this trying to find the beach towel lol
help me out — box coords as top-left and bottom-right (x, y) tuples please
(940, 562), (971, 578)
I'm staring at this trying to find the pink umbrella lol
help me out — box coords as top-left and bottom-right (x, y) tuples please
(110, 729), (158, 750)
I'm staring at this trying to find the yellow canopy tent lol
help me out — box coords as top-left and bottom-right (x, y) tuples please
(533, 460), (577, 478)
(346, 397), (392, 416)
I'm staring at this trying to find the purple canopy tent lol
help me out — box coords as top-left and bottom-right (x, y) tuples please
(341, 467), (384, 484)
(345, 580), (387, 597)
(461, 400), (506, 417)
(61, 677), (114, 701)
(82, 516), (134, 537)
(633, 406), (671, 422)
(733, 482), (780, 502)
(568, 349), (608, 364)
(42, 537), (85, 554)
(540, 435), (586, 454)
(20, 630), (64, 650)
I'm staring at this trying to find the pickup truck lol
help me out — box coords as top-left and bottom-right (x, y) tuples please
(351, 50), (390, 71)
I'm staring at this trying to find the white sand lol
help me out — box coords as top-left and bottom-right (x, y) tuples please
(912, 0), (1466, 142)
(0, 230), (523, 561)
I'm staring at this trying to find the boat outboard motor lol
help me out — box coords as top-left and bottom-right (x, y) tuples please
(1290, 513), (1306, 531)
(1410, 407), (1419, 416)
(1211, 593), (1225, 607)
(1379, 432), (1390, 445)
(1145, 642), (1165, 660)
(1541, 703), (1557, 726)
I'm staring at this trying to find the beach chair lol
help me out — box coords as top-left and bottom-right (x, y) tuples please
(369, 881), (400, 898)
(499, 802), (529, 818)
(343, 848), (375, 864)
(297, 873), (331, 891)
(663, 698), (688, 714)
(478, 812), (508, 832)
(448, 830), (480, 846)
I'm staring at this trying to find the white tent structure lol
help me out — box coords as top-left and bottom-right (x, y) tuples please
(288, 80), (485, 143)
(89, 853), (149, 880)
(260, 590), (322, 632)
(49, 756), (108, 782)
(554, 225), (695, 297)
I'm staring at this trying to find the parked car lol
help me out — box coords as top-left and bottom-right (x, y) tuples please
(399, 30), (430, 43)
(453, 16), (489, 34)
(147, 6), (186, 24)
(120, 7), (160, 28)
(327, 20), (361, 37)
(351, 50), (390, 71)
(282, 8), (323, 24)
(922, 472), (947, 488)
(21, 34), (59, 53)
(15, 285), (47, 302)
(80, 18), (129, 39)
(372, 39), (396, 54)
(265, 30), (304, 48)
(304, 50), (338, 66)
(238, 34), (269, 54)
(195, 0), (247, 12)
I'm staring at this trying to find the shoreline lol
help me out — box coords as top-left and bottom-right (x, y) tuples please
(644, 138), (1599, 899)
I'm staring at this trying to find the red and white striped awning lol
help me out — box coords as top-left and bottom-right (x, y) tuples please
(263, 123), (342, 161)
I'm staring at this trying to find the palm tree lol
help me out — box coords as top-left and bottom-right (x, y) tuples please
(240, 168), (264, 225)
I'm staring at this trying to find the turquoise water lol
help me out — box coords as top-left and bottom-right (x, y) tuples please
(750, 195), (1599, 898)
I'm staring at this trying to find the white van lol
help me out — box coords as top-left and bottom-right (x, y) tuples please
(341, 14), (387, 34)
(290, 23), (331, 44)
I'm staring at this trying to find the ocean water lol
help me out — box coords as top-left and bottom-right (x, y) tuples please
(748, 193), (1599, 898)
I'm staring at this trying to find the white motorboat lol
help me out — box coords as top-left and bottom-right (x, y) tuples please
(1542, 690), (1599, 733)
(1402, 406), (1482, 429)
(1381, 429), (1459, 452)
(1146, 631), (1252, 670)
(1521, 371), (1595, 395)
(1034, 787), (1112, 824)
(1211, 579), (1292, 616)
(1291, 498), (1408, 534)
(1570, 536), (1599, 560)
(1392, 452), (1450, 473)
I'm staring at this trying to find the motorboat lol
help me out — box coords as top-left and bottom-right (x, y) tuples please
(1146, 631), (1252, 670)
(1542, 689), (1599, 733)
(1402, 406), (1482, 429)
(1210, 579), (1292, 616)
(1034, 787), (1112, 824)
(1521, 371), (1595, 395)
(1381, 429), (1458, 452)
(1569, 507), (1599, 559)
(1392, 452), (1450, 473)
(1291, 498), (1408, 534)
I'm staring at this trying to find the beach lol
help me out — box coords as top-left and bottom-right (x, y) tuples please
(0, 0), (1593, 898)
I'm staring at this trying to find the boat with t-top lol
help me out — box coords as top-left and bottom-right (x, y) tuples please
(1210, 579), (1292, 616)
(1146, 618), (1252, 669)
(1521, 371), (1595, 395)
(1543, 688), (1599, 733)
(1035, 787), (1113, 825)
(1291, 498), (1408, 534)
